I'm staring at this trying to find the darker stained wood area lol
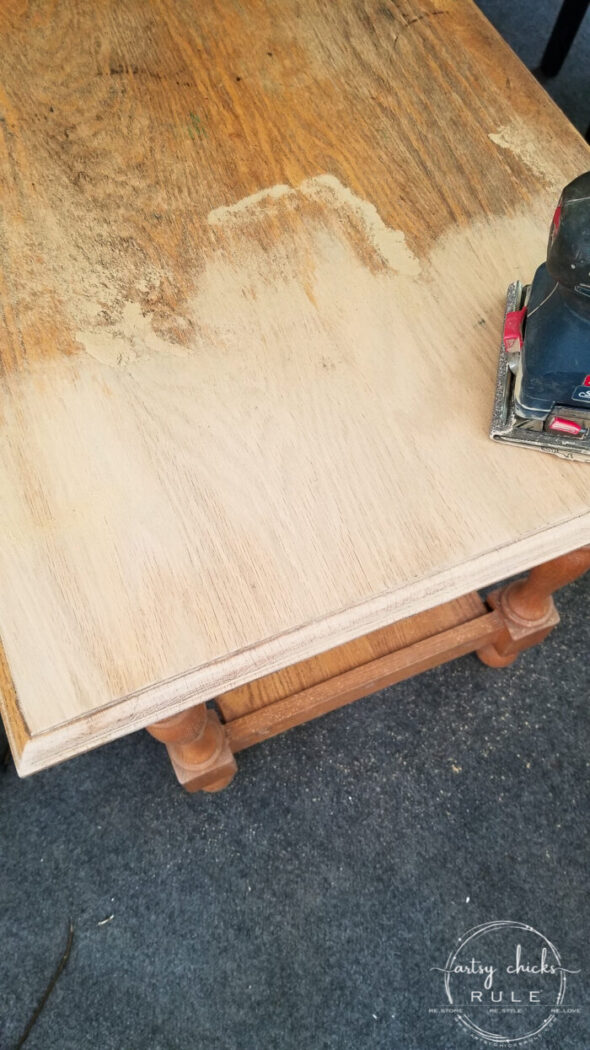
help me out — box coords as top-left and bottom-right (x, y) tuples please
(0, 0), (562, 375)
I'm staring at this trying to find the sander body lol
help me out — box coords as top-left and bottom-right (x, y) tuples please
(491, 171), (590, 460)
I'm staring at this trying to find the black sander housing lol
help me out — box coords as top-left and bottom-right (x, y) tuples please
(491, 171), (590, 459)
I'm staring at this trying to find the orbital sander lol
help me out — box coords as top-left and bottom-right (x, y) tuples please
(491, 170), (590, 460)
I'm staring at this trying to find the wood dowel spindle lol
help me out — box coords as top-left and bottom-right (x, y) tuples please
(147, 704), (237, 792)
(147, 705), (208, 746)
(477, 545), (590, 667)
(503, 546), (590, 623)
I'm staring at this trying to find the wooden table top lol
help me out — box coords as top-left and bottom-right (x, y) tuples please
(1, 0), (589, 775)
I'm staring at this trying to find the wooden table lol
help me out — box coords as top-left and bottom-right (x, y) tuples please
(1, 0), (590, 792)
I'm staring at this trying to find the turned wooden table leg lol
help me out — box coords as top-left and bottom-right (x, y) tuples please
(477, 545), (590, 667)
(147, 704), (237, 792)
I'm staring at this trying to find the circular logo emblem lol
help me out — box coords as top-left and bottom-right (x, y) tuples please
(433, 921), (580, 1044)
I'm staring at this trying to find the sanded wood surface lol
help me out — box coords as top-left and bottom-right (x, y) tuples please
(1, 0), (590, 774)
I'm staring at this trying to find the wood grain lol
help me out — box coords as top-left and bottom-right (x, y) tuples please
(217, 591), (485, 720)
(224, 608), (505, 752)
(1, 0), (590, 774)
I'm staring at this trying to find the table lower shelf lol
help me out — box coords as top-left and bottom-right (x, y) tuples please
(149, 590), (506, 793)
(218, 591), (499, 752)
(147, 545), (590, 793)
(4, 547), (588, 788)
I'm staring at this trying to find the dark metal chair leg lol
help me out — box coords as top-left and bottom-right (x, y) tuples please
(539, 0), (589, 76)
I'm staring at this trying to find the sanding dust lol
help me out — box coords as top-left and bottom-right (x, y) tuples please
(72, 175), (547, 375)
(489, 124), (546, 178)
(78, 301), (191, 368)
(208, 174), (421, 277)
(488, 122), (569, 189)
(70, 173), (420, 367)
(207, 183), (293, 221)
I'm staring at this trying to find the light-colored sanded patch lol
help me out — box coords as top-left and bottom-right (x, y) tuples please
(76, 174), (421, 369)
(488, 122), (567, 189)
(1, 190), (588, 755)
(208, 174), (421, 276)
(300, 174), (421, 276)
(207, 184), (293, 223)
(77, 302), (191, 367)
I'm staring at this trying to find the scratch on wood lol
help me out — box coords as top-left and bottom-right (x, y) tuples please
(393, 10), (449, 49)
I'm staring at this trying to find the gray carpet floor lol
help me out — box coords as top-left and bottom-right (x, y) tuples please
(477, 0), (589, 135)
(1, 4), (590, 1049)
